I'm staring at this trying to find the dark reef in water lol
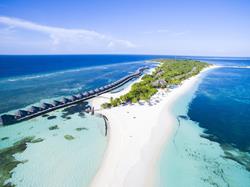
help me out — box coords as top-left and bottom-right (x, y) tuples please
(47, 116), (57, 120)
(76, 127), (88, 131)
(0, 136), (44, 187)
(200, 133), (250, 172)
(49, 125), (59, 130)
(42, 114), (50, 117)
(61, 102), (89, 119)
(1, 137), (9, 141)
(64, 135), (75, 140)
(221, 144), (250, 172)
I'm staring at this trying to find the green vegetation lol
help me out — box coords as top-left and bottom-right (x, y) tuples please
(64, 135), (75, 140)
(102, 59), (209, 108)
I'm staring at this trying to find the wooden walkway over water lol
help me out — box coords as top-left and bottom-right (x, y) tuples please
(0, 67), (148, 125)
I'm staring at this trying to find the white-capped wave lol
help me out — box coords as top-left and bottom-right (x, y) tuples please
(0, 60), (147, 83)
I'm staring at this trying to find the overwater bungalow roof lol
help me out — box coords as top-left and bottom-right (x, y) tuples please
(62, 98), (71, 103)
(70, 95), (78, 101)
(15, 110), (29, 117)
(76, 94), (83, 99)
(0, 114), (16, 125)
(29, 106), (41, 113)
(82, 92), (89, 97)
(53, 100), (63, 106)
(89, 90), (94, 95)
(94, 88), (99, 93)
(42, 103), (53, 109)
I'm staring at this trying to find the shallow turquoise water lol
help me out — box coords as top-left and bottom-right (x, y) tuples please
(0, 108), (107, 187)
(159, 67), (250, 187)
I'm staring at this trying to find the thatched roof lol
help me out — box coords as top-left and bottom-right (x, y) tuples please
(82, 92), (89, 97)
(53, 100), (63, 106)
(15, 110), (29, 117)
(42, 103), (53, 109)
(76, 94), (83, 99)
(70, 95), (78, 101)
(62, 98), (71, 103)
(29, 106), (42, 113)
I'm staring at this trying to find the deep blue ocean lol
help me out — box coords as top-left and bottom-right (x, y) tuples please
(188, 57), (250, 154)
(0, 55), (167, 114)
(0, 54), (249, 157)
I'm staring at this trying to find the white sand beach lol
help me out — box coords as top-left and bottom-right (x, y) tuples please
(90, 66), (217, 187)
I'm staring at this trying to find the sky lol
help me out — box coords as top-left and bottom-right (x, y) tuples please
(0, 0), (249, 56)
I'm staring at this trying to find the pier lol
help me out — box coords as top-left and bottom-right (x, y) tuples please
(0, 67), (148, 126)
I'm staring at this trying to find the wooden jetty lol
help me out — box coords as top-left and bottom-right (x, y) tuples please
(0, 67), (148, 125)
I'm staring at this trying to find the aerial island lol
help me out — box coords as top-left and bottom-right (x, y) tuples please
(90, 59), (212, 187)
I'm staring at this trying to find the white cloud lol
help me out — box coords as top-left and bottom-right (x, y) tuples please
(0, 16), (136, 52)
(157, 29), (169, 33)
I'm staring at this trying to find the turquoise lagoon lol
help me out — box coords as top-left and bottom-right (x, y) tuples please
(0, 107), (107, 187)
(159, 59), (250, 187)
(0, 55), (158, 187)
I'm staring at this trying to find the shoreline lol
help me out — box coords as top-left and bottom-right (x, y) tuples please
(90, 65), (218, 187)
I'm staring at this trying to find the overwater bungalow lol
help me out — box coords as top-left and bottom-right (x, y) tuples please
(53, 100), (63, 106)
(76, 94), (83, 99)
(99, 87), (105, 91)
(0, 114), (17, 125)
(29, 106), (42, 113)
(70, 95), (78, 101)
(62, 98), (71, 104)
(94, 88), (99, 93)
(42, 103), (54, 109)
(0, 66), (148, 125)
(15, 110), (30, 118)
(82, 92), (89, 97)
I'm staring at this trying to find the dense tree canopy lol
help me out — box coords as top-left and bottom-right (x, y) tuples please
(101, 59), (209, 108)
